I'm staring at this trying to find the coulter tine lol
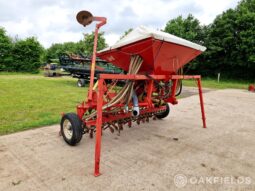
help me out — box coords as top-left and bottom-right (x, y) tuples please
(112, 123), (119, 131)
(128, 121), (132, 128)
(119, 124), (123, 131)
(89, 129), (94, 139)
(109, 126), (114, 133)
(117, 127), (120, 136)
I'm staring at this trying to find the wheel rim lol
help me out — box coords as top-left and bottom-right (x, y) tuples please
(63, 119), (73, 140)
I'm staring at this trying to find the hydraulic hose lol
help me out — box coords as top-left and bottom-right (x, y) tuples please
(132, 90), (140, 116)
(84, 55), (143, 120)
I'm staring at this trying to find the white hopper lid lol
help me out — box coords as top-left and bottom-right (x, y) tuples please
(99, 25), (206, 53)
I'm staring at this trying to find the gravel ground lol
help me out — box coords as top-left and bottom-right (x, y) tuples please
(0, 88), (254, 191)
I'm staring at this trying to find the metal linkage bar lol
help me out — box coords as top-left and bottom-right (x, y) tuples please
(99, 74), (201, 80)
(85, 105), (166, 126)
(88, 17), (107, 101)
(94, 78), (104, 176)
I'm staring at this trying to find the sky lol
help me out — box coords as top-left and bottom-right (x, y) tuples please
(0, 0), (240, 48)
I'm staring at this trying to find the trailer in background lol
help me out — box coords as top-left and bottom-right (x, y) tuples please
(44, 53), (123, 87)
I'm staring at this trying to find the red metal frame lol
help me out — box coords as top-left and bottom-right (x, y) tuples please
(87, 17), (107, 101)
(66, 10), (208, 177)
(92, 74), (207, 176)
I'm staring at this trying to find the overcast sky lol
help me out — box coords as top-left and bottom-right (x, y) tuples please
(0, 0), (239, 48)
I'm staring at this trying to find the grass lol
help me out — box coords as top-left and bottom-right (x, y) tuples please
(0, 73), (87, 135)
(0, 73), (250, 135)
(183, 78), (249, 89)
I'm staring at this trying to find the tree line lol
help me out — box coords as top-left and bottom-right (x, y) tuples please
(0, 30), (44, 73)
(45, 32), (107, 61)
(164, 0), (255, 80)
(0, 0), (254, 80)
(0, 30), (107, 73)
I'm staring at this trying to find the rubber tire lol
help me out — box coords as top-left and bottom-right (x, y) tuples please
(77, 79), (85, 87)
(175, 80), (182, 96)
(156, 103), (170, 119)
(60, 113), (83, 146)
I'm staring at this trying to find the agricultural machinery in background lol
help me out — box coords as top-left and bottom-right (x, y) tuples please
(44, 53), (122, 87)
(60, 10), (207, 176)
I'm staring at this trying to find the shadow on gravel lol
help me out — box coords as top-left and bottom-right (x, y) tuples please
(180, 86), (214, 99)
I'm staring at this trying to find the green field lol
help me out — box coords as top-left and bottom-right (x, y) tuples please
(0, 73), (87, 135)
(0, 73), (250, 135)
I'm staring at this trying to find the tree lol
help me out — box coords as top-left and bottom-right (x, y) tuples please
(164, 14), (205, 44)
(11, 37), (44, 72)
(0, 27), (12, 71)
(205, 0), (255, 79)
(119, 28), (133, 40)
(164, 14), (207, 74)
(83, 32), (107, 56)
(46, 32), (107, 60)
(46, 41), (85, 61)
(235, 0), (255, 79)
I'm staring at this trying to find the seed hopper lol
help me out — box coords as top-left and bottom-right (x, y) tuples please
(60, 10), (207, 176)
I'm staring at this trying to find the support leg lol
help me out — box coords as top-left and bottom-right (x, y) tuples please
(146, 80), (154, 107)
(166, 79), (178, 104)
(171, 79), (178, 96)
(197, 78), (207, 128)
(94, 78), (104, 176)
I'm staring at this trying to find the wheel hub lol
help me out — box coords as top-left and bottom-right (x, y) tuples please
(63, 119), (73, 140)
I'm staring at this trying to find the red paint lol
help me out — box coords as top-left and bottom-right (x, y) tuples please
(91, 74), (207, 176)
(88, 17), (107, 101)
(197, 78), (207, 128)
(94, 78), (104, 177)
(97, 38), (202, 75)
(248, 84), (255, 92)
(64, 12), (208, 177)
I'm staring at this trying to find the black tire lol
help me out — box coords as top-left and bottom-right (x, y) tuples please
(77, 79), (85, 87)
(175, 80), (182, 96)
(60, 113), (83, 146)
(156, 103), (170, 119)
